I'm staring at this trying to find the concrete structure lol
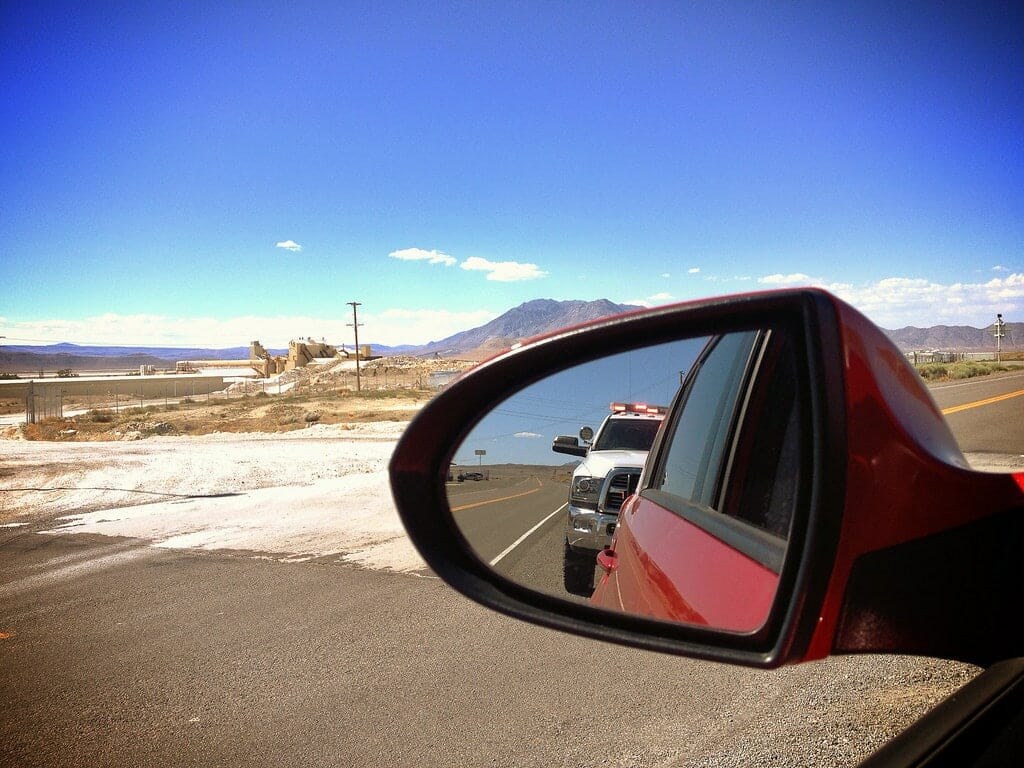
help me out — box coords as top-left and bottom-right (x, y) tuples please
(176, 337), (349, 378)
(285, 338), (345, 371)
(0, 374), (229, 423)
(176, 358), (263, 374)
(184, 339), (349, 378)
(248, 341), (288, 377)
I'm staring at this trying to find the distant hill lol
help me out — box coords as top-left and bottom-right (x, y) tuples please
(402, 299), (643, 359)
(884, 323), (1022, 352)
(419, 302), (1020, 359)
(2, 304), (1019, 374)
(0, 343), (291, 375)
(1, 343), (274, 360)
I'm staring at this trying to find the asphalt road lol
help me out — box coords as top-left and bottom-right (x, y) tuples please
(0, 523), (975, 768)
(2, 378), (1021, 768)
(928, 370), (1024, 458)
(448, 474), (578, 600)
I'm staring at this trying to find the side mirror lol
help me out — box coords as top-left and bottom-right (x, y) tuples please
(389, 289), (1024, 668)
(551, 435), (586, 457)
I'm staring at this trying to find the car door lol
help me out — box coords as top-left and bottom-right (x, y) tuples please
(591, 328), (803, 633)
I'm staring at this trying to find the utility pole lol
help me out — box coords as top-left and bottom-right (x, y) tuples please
(993, 313), (1006, 363)
(347, 302), (363, 391)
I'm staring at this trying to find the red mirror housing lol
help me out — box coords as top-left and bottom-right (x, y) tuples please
(809, 303), (1024, 665)
(389, 289), (1024, 668)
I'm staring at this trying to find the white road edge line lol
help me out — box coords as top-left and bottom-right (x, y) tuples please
(489, 503), (567, 567)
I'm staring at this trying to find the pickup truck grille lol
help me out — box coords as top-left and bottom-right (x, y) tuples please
(602, 469), (641, 514)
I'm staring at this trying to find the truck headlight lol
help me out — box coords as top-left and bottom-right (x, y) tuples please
(570, 476), (601, 508)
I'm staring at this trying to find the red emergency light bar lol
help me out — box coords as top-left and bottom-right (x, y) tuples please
(609, 402), (668, 415)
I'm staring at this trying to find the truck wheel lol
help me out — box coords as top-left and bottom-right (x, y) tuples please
(563, 541), (596, 597)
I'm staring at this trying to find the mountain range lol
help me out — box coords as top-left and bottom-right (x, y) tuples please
(1, 299), (1019, 373)
(404, 299), (643, 359)
(884, 324), (1020, 352)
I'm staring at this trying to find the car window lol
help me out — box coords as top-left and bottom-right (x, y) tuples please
(592, 419), (662, 451)
(719, 330), (801, 538)
(642, 328), (803, 571)
(650, 331), (761, 508)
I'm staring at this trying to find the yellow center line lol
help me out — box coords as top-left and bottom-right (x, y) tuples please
(941, 388), (1024, 416)
(450, 477), (544, 512)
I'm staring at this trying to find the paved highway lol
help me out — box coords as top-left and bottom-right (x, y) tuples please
(1, 378), (1021, 767)
(7, 522), (970, 768)
(929, 370), (1024, 459)
(449, 474), (574, 600)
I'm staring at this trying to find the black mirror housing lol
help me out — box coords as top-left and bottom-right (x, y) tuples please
(552, 435), (586, 457)
(390, 289), (849, 667)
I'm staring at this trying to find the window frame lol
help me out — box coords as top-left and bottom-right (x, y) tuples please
(640, 328), (792, 573)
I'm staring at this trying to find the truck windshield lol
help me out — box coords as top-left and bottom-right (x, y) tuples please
(593, 419), (662, 452)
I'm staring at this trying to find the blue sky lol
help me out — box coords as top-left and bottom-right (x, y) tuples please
(453, 337), (706, 466)
(2, 2), (1021, 347)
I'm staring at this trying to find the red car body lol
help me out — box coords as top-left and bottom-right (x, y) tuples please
(588, 294), (1024, 658)
(390, 288), (1024, 764)
(594, 493), (779, 630)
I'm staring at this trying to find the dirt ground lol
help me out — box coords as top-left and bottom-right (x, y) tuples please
(0, 354), (477, 439)
(3, 387), (432, 441)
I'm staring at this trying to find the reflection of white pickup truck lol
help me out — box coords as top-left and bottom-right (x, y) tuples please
(551, 403), (667, 596)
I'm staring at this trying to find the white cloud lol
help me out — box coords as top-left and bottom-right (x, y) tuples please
(460, 256), (547, 282)
(0, 307), (500, 349)
(388, 247), (457, 266)
(7, 273), (1019, 354)
(688, 267), (701, 274)
(275, 240), (302, 252)
(993, 265), (1010, 272)
(375, 307), (497, 342)
(514, 431), (542, 439)
(661, 273), (671, 278)
(983, 272), (1024, 299)
(623, 292), (676, 308)
(377, 308), (493, 322)
(745, 272), (1024, 328)
(757, 273), (814, 286)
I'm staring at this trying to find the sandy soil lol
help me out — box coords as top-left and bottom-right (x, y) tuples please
(0, 421), (427, 572)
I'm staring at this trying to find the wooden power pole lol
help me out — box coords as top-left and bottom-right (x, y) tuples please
(347, 301), (363, 391)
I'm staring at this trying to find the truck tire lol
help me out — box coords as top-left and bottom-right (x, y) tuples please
(563, 541), (596, 597)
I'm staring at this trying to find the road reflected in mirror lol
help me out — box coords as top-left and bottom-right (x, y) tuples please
(445, 328), (802, 635)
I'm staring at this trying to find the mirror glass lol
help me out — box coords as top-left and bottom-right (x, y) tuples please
(445, 327), (802, 634)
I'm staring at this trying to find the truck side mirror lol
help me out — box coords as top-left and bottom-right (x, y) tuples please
(552, 435), (587, 457)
